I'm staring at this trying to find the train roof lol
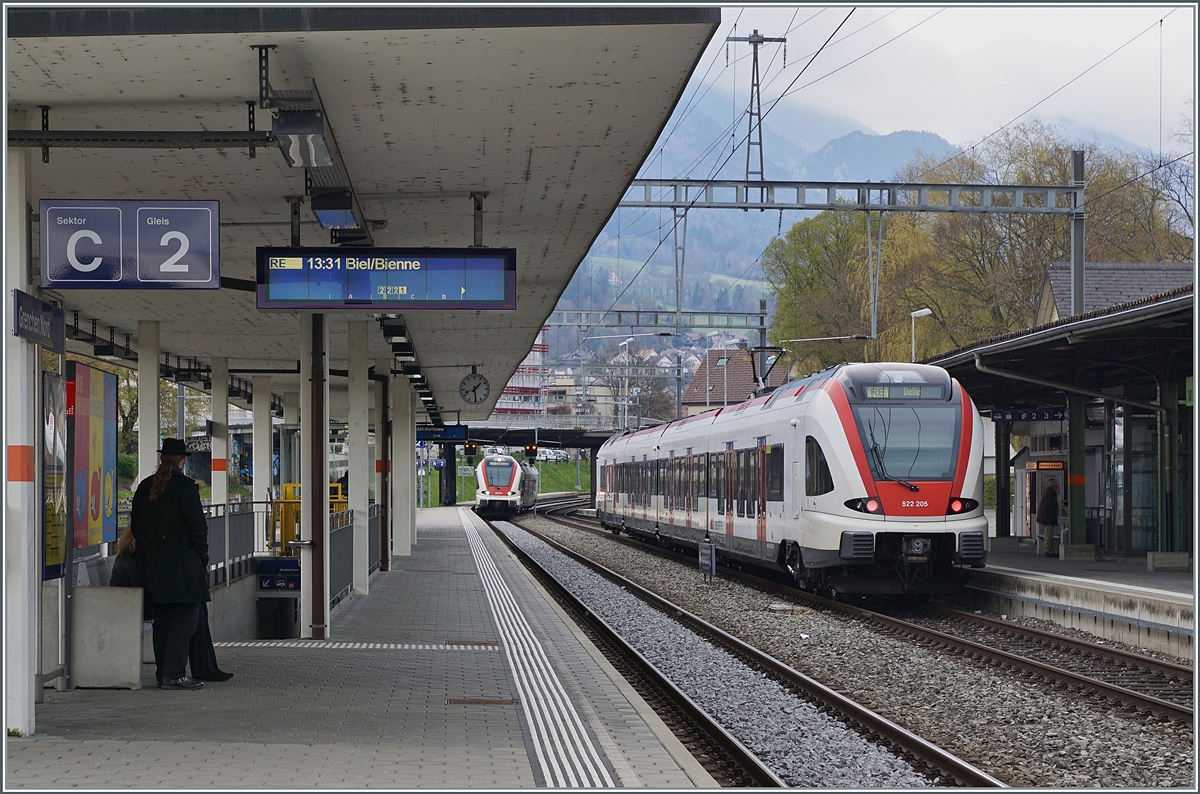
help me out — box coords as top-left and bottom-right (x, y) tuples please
(597, 361), (959, 454)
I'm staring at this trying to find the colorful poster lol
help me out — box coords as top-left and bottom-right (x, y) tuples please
(43, 374), (68, 580)
(67, 361), (117, 548)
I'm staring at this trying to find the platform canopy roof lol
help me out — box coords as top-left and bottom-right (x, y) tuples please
(6, 5), (720, 420)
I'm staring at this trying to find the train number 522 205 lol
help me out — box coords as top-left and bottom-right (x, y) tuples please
(901, 500), (929, 508)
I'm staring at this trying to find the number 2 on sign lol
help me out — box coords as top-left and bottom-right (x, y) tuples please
(158, 231), (190, 272)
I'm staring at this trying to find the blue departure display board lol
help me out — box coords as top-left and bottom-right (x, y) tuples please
(256, 247), (516, 310)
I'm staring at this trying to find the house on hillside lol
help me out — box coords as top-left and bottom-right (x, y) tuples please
(680, 343), (790, 416)
(1036, 261), (1194, 324)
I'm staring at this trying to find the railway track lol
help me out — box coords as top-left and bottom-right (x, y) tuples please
(500, 513), (1003, 788)
(540, 506), (1193, 724)
(485, 515), (785, 787)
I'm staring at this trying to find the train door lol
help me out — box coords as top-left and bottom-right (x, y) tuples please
(724, 443), (735, 536)
(756, 441), (767, 545)
(684, 453), (693, 530)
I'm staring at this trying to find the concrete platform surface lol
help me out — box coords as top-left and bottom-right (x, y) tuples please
(6, 507), (716, 789)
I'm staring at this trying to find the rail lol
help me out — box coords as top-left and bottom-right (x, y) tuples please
(521, 513), (1006, 787)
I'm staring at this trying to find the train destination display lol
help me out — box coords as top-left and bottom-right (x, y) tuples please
(256, 247), (516, 310)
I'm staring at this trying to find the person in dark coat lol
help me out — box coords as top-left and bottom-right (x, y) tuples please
(131, 438), (211, 690)
(109, 528), (153, 620)
(1036, 478), (1061, 557)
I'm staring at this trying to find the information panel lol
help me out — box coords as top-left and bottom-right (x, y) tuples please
(256, 247), (516, 310)
(41, 199), (219, 289)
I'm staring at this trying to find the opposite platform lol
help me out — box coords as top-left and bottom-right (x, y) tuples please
(6, 507), (716, 789)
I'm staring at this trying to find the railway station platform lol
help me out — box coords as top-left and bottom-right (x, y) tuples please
(960, 538), (1194, 660)
(5, 507), (716, 789)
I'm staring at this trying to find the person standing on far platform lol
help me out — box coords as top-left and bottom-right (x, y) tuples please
(1036, 478), (1061, 558)
(131, 438), (210, 690)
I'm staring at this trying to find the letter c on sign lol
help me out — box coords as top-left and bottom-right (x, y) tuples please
(67, 229), (103, 271)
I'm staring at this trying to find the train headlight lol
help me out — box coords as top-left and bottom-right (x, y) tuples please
(844, 497), (883, 514)
(947, 498), (979, 514)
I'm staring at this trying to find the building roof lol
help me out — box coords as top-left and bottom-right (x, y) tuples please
(1039, 261), (1194, 323)
(681, 344), (790, 407)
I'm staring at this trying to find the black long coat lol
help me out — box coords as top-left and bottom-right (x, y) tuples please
(130, 468), (210, 605)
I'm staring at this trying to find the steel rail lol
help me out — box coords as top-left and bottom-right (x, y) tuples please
(544, 510), (1193, 723)
(484, 518), (786, 788)
(930, 605), (1194, 681)
(509, 516), (1005, 788)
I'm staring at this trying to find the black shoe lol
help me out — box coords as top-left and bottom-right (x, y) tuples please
(160, 677), (204, 690)
(193, 671), (233, 682)
(1046, 552), (1057, 557)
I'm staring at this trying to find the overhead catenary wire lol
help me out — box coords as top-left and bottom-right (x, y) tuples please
(551, 9), (861, 378)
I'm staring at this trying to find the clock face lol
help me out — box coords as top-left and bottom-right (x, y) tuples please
(458, 373), (490, 404)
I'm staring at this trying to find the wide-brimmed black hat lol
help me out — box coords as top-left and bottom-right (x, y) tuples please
(158, 438), (192, 456)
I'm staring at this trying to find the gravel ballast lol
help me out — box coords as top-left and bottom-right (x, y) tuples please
(493, 521), (933, 788)
(518, 516), (1195, 788)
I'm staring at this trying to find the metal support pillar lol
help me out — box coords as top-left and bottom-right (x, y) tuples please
(441, 443), (456, 505)
(176, 382), (185, 438)
(994, 420), (1011, 537)
(375, 359), (391, 571)
(137, 321), (160, 481)
(1067, 392), (1086, 546)
(299, 314), (329, 639)
(5, 136), (38, 734)
(252, 375), (272, 507)
(1160, 377), (1177, 552)
(210, 356), (229, 518)
(1070, 150), (1086, 316)
(391, 372), (414, 556)
(347, 321), (370, 595)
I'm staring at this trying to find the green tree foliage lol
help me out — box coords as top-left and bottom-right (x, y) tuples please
(762, 209), (870, 375)
(765, 122), (1194, 366)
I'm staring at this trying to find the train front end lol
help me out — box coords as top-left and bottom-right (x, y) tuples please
(800, 363), (987, 596)
(473, 454), (526, 518)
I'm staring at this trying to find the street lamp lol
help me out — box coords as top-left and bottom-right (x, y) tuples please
(910, 308), (933, 362)
(714, 354), (728, 407)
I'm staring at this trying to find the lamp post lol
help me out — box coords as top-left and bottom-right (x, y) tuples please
(715, 354), (728, 407)
(705, 331), (721, 409)
(910, 308), (933, 362)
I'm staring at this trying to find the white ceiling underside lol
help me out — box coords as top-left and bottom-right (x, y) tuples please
(7, 11), (718, 419)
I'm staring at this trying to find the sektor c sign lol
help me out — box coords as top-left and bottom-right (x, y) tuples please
(40, 199), (220, 289)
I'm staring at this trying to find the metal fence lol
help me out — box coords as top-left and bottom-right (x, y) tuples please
(204, 502), (269, 587)
(329, 509), (354, 608)
(369, 504), (381, 573)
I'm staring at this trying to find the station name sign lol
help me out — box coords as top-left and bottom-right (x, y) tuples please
(40, 199), (220, 290)
(256, 247), (516, 311)
(12, 289), (64, 353)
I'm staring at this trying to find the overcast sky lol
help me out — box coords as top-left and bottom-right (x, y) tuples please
(699, 4), (1195, 153)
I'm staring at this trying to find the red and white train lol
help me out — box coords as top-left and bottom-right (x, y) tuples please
(596, 362), (988, 596)
(473, 453), (540, 518)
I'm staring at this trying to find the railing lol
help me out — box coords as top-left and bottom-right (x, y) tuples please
(329, 515), (354, 608)
(204, 502), (270, 587)
(369, 504), (381, 573)
(480, 413), (617, 430)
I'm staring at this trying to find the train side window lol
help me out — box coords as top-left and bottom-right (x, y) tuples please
(805, 436), (835, 496)
(698, 452), (708, 499)
(766, 445), (784, 502)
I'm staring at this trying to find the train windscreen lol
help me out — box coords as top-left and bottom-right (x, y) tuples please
(484, 459), (516, 488)
(852, 404), (960, 481)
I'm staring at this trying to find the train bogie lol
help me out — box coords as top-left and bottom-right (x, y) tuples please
(596, 363), (988, 596)
(473, 454), (539, 518)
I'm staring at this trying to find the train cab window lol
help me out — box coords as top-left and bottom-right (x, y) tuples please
(766, 445), (784, 502)
(805, 436), (835, 496)
(485, 459), (516, 488)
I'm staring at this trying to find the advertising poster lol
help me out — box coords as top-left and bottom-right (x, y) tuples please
(67, 361), (117, 548)
(43, 373), (67, 580)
